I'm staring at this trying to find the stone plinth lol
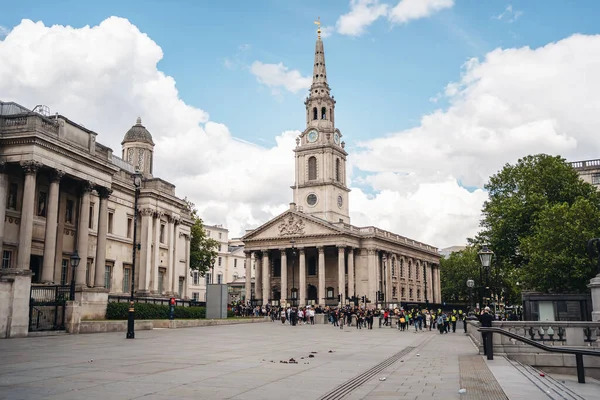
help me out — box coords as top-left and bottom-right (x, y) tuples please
(588, 275), (600, 322)
(0, 269), (33, 338)
(74, 287), (109, 320)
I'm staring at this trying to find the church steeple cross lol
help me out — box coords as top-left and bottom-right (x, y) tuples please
(314, 16), (321, 39)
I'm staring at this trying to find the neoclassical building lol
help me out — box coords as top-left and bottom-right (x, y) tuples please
(0, 101), (192, 300)
(242, 28), (441, 308)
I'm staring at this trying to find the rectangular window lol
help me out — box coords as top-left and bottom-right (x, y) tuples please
(592, 173), (600, 185)
(217, 274), (223, 284)
(206, 273), (212, 285)
(234, 259), (237, 268)
(37, 191), (47, 217)
(108, 212), (114, 234)
(60, 259), (68, 285)
(104, 265), (112, 290)
(65, 199), (74, 223)
(160, 224), (165, 243)
(218, 257), (222, 266)
(206, 230), (211, 237)
(7, 183), (18, 210)
(178, 277), (184, 297)
(2, 250), (12, 269)
(123, 266), (131, 293)
(89, 203), (95, 229)
(192, 292), (199, 301)
(392, 287), (397, 298)
(218, 232), (222, 239)
(127, 217), (133, 238)
(193, 271), (199, 285)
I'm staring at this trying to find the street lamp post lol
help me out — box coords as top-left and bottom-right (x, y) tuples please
(423, 263), (428, 307)
(466, 279), (474, 311)
(291, 240), (296, 306)
(381, 254), (387, 308)
(478, 245), (494, 309)
(69, 251), (80, 300)
(127, 171), (142, 339)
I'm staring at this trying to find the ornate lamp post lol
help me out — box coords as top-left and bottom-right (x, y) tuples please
(466, 279), (475, 311)
(69, 251), (80, 300)
(126, 171), (142, 339)
(478, 245), (494, 308)
(291, 239), (296, 306)
(423, 262), (428, 307)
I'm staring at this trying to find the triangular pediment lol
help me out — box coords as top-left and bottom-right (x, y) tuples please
(242, 211), (344, 242)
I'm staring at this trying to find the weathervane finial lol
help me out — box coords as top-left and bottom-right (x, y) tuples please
(314, 16), (322, 39)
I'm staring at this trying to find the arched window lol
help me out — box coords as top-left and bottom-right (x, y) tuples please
(391, 258), (396, 277)
(321, 107), (326, 120)
(417, 289), (421, 300)
(401, 287), (406, 298)
(308, 156), (317, 180)
(313, 107), (318, 120)
(415, 262), (420, 280)
(330, 108), (333, 121)
(335, 158), (341, 181)
(400, 259), (404, 278)
(408, 261), (412, 279)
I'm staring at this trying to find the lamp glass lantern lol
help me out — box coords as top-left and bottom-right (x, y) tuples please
(466, 279), (475, 288)
(70, 251), (81, 269)
(478, 245), (493, 268)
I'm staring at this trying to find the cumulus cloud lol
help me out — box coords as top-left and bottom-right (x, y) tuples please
(332, 0), (454, 37)
(250, 61), (311, 95)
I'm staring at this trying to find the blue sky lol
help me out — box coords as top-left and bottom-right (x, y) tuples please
(2, 0), (597, 148)
(2, 1), (600, 246)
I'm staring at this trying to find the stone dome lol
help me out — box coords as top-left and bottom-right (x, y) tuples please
(121, 117), (154, 145)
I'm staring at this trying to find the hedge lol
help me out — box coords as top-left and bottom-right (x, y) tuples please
(106, 302), (206, 320)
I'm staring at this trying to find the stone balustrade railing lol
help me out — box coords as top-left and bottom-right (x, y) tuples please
(467, 320), (600, 351)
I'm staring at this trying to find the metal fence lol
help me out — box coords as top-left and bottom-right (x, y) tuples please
(107, 295), (205, 307)
(29, 285), (71, 331)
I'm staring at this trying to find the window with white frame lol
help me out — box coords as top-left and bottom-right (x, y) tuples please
(104, 265), (112, 290)
(193, 271), (199, 285)
(217, 274), (223, 284)
(60, 259), (68, 285)
(192, 292), (199, 301)
(123, 265), (131, 293)
(2, 250), (12, 269)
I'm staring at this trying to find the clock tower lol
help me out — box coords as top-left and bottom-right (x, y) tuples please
(293, 22), (350, 224)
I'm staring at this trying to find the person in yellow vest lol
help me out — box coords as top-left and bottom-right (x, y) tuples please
(451, 312), (457, 333)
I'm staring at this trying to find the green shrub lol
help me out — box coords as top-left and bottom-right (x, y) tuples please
(106, 302), (205, 320)
(227, 310), (234, 318)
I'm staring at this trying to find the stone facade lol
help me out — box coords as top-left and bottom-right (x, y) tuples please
(0, 101), (192, 304)
(242, 33), (441, 308)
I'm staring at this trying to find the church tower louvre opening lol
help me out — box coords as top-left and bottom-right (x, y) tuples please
(293, 20), (350, 224)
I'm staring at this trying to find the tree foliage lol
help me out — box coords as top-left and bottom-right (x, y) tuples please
(183, 198), (220, 277)
(440, 246), (480, 303)
(478, 154), (600, 293)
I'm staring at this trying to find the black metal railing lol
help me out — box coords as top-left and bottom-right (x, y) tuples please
(107, 295), (205, 307)
(29, 285), (71, 332)
(478, 326), (600, 384)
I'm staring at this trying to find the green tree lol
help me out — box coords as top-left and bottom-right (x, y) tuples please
(183, 198), (219, 277)
(440, 246), (481, 304)
(479, 154), (600, 293)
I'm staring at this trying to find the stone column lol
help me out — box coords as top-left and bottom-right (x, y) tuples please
(75, 181), (93, 286)
(0, 162), (8, 260)
(255, 253), (262, 301)
(588, 274), (600, 322)
(93, 187), (111, 288)
(280, 249), (287, 305)
(41, 169), (64, 283)
(317, 246), (325, 306)
(245, 251), (252, 303)
(172, 220), (180, 295)
(17, 161), (41, 270)
(168, 216), (177, 294)
(183, 232), (190, 298)
(338, 246), (345, 305)
(348, 248), (355, 298)
(299, 248), (306, 306)
(262, 250), (270, 305)
(367, 248), (377, 304)
(138, 208), (154, 292)
(386, 253), (393, 303)
(152, 212), (162, 293)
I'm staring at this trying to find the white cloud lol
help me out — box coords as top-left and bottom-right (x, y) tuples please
(494, 4), (523, 23)
(336, 0), (389, 37)
(250, 61), (311, 95)
(388, 0), (454, 24)
(333, 0), (454, 37)
(0, 25), (9, 39)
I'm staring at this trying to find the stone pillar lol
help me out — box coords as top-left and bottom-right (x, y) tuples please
(348, 248), (355, 298)
(138, 208), (154, 292)
(299, 248), (306, 306)
(75, 181), (93, 286)
(588, 274), (600, 322)
(93, 187), (111, 288)
(17, 161), (41, 270)
(386, 253), (392, 303)
(41, 169), (64, 283)
(255, 253), (262, 301)
(262, 250), (270, 305)
(338, 246), (346, 305)
(317, 246), (325, 306)
(152, 212), (162, 293)
(280, 249), (287, 306)
(168, 216), (177, 294)
(0, 163), (7, 260)
(172, 220), (180, 296)
(367, 248), (377, 304)
(245, 251), (252, 303)
(183, 232), (190, 298)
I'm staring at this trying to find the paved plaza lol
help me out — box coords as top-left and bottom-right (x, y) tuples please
(0, 322), (598, 399)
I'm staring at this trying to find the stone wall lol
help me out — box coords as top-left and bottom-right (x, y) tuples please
(0, 269), (32, 338)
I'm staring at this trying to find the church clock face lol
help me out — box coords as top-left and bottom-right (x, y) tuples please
(337, 195), (343, 208)
(307, 193), (318, 206)
(334, 132), (340, 145)
(307, 130), (318, 143)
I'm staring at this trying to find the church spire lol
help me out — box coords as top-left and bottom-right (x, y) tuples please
(311, 16), (330, 94)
